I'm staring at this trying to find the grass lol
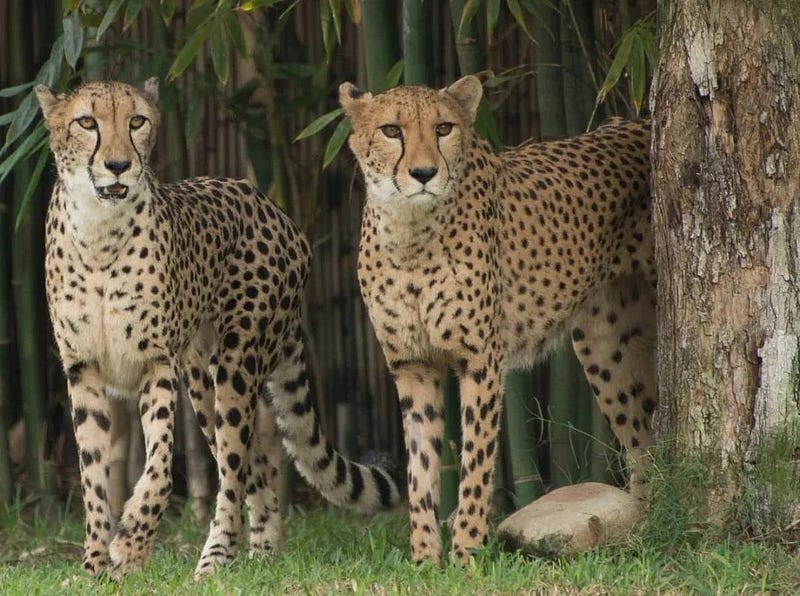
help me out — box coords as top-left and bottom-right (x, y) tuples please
(2, 494), (800, 595)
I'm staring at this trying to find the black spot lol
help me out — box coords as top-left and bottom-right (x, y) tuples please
(349, 463), (364, 501)
(226, 407), (242, 427)
(232, 371), (247, 396)
(227, 453), (241, 470)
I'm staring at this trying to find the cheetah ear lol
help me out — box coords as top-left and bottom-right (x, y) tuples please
(142, 77), (159, 104)
(442, 75), (483, 122)
(34, 85), (60, 125)
(339, 82), (372, 119)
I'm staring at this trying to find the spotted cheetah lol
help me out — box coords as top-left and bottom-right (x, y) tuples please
(340, 75), (655, 563)
(35, 79), (400, 579)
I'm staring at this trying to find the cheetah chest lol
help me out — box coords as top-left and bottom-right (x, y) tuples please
(49, 241), (168, 396)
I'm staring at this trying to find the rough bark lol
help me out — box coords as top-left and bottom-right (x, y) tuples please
(652, 1), (800, 512)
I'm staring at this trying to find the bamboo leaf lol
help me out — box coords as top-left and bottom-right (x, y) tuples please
(222, 8), (247, 58)
(0, 82), (34, 98)
(458, 0), (482, 36)
(42, 36), (65, 87)
(329, 0), (343, 45)
(506, 0), (534, 42)
(240, 0), (283, 9)
(161, 0), (176, 25)
(386, 58), (405, 88)
(209, 19), (230, 84)
(167, 24), (211, 81)
(596, 32), (635, 104)
(2, 93), (40, 155)
(322, 117), (351, 169)
(62, 12), (83, 69)
(295, 108), (343, 141)
(0, 112), (15, 127)
(486, 0), (501, 43)
(15, 144), (50, 233)
(321, 0), (334, 64)
(124, 0), (144, 30)
(630, 37), (646, 114)
(96, 0), (125, 40)
(0, 124), (48, 187)
(343, 0), (360, 24)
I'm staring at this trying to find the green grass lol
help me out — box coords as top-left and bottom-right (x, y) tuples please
(1, 496), (799, 595)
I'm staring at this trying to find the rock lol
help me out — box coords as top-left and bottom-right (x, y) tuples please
(497, 482), (645, 557)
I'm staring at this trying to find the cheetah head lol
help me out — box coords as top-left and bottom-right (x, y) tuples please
(35, 79), (160, 202)
(340, 76), (482, 217)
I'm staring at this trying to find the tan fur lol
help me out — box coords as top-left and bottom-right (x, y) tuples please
(342, 76), (656, 564)
(37, 80), (400, 580)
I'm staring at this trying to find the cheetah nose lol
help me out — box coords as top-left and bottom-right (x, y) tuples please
(104, 159), (131, 175)
(409, 167), (438, 184)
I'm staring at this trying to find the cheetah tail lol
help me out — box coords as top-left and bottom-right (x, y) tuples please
(267, 337), (403, 514)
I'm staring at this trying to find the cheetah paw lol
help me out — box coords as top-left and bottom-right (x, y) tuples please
(193, 550), (235, 580)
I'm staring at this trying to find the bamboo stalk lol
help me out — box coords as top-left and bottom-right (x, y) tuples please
(9, 0), (49, 495)
(402, 0), (433, 85)
(503, 372), (543, 507)
(448, 0), (482, 75)
(360, 0), (401, 91)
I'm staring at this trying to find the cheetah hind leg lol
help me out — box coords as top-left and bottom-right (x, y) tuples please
(571, 274), (656, 498)
(245, 400), (284, 556)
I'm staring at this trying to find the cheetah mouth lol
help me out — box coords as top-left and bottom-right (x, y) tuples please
(98, 183), (129, 199)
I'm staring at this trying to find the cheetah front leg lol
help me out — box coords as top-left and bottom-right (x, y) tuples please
(395, 365), (447, 563)
(450, 356), (504, 563)
(193, 344), (257, 578)
(67, 363), (115, 575)
(108, 360), (178, 578)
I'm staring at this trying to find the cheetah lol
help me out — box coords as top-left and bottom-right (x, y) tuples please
(340, 75), (656, 563)
(35, 79), (401, 579)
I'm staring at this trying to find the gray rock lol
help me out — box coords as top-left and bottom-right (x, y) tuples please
(497, 482), (645, 557)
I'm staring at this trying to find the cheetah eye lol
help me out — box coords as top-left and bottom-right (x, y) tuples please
(76, 116), (97, 130)
(380, 125), (402, 139)
(435, 122), (454, 137)
(130, 115), (147, 130)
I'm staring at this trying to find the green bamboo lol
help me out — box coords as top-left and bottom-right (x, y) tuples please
(9, 0), (49, 495)
(562, 1), (617, 483)
(448, 0), (482, 75)
(0, 49), (15, 502)
(360, 0), (402, 92)
(402, 0), (433, 85)
(503, 372), (543, 507)
(533, 1), (581, 488)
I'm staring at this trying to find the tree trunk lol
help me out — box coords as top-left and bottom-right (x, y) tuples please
(652, 1), (800, 518)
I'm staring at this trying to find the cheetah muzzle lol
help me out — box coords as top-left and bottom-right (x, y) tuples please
(341, 75), (656, 564)
(36, 79), (401, 580)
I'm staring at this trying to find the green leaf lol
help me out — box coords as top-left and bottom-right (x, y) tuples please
(0, 82), (34, 98)
(596, 31), (635, 104)
(0, 124), (47, 186)
(329, 0), (343, 45)
(385, 58), (405, 88)
(62, 12), (83, 69)
(322, 117), (351, 169)
(15, 144), (50, 233)
(2, 93), (40, 155)
(240, 0), (283, 9)
(0, 112), (15, 127)
(124, 0), (144, 30)
(161, 0), (176, 25)
(210, 19), (230, 84)
(42, 35), (64, 87)
(458, 0), (482, 36)
(474, 101), (501, 148)
(295, 108), (343, 141)
(506, 0), (534, 42)
(486, 0), (501, 43)
(629, 36), (646, 114)
(222, 8), (247, 58)
(343, 0), (360, 24)
(167, 24), (211, 81)
(320, 0), (334, 64)
(96, 0), (125, 40)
